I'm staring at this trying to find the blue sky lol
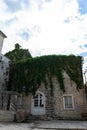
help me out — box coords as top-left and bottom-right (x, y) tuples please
(78, 0), (87, 14)
(0, 0), (87, 70)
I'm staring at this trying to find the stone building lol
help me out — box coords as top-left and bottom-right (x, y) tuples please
(0, 30), (87, 122)
(16, 73), (87, 120)
(0, 31), (15, 121)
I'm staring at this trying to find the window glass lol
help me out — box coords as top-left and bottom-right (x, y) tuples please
(34, 95), (38, 107)
(34, 94), (44, 107)
(64, 96), (73, 109)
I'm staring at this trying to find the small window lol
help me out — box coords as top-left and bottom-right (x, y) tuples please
(63, 95), (74, 109)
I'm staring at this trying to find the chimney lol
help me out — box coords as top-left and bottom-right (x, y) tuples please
(0, 30), (7, 52)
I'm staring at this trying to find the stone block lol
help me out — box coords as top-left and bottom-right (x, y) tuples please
(15, 109), (27, 122)
(0, 110), (15, 122)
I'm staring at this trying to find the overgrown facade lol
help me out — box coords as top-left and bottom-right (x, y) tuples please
(0, 31), (87, 122)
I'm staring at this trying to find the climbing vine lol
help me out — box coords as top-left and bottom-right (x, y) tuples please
(5, 43), (32, 62)
(7, 55), (83, 95)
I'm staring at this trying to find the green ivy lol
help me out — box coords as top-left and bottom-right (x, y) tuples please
(7, 55), (83, 95)
(5, 48), (32, 62)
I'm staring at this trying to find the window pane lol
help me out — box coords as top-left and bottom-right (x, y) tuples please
(34, 95), (38, 107)
(64, 96), (73, 109)
(34, 94), (44, 107)
(40, 94), (44, 107)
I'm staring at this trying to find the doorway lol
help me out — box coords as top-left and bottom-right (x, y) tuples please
(31, 92), (45, 115)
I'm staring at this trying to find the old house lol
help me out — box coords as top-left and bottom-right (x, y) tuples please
(9, 55), (87, 121)
(0, 30), (87, 122)
(0, 31), (15, 121)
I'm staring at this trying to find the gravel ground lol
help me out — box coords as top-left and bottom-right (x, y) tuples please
(0, 120), (87, 130)
(0, 123), (34, 130)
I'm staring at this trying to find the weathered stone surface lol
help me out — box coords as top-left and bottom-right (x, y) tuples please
(15, 109), (27, 122)
(0, 110), (15, 122)
(0, 56), (10, 91)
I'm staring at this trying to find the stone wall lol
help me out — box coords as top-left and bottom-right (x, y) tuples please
(52, 72), (86, 119)
(0, 34), (5, 52)
(26, 72), (87, 120)
(0, 91), (17, 122)
(0, 54), (10, 90)
(0, 110), (15, 122)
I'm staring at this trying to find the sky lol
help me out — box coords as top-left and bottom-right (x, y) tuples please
(0, 0), (87, 73)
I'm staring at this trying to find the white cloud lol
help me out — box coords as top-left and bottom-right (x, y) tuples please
(0, 0), (87, 64)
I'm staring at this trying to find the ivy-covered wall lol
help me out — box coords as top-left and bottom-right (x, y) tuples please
(7, 55), (83, 95)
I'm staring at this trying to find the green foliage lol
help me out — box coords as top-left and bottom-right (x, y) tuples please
(5, 44), (32, 62)
(7, 55), (83, 95)
(15, 43), (21, 50)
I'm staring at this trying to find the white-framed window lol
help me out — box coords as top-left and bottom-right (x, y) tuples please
(34, 93), (44, 107)
(63, 95), (74, 109)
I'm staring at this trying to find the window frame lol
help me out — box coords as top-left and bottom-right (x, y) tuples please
(34, 93), (44, 107)
(63, 94), (74, 110)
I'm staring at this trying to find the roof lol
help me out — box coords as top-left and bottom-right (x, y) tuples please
(0, 30), (7, 38)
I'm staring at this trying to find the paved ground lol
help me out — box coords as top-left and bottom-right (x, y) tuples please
(0, 120), (87, 130)
(38, 120), (87, 129)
